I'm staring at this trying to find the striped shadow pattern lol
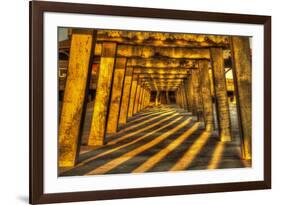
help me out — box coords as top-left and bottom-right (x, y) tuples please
(60, 105), (251, 176)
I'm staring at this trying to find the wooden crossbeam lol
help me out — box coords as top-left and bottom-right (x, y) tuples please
(96, 30), (229, 48)
(138, 74), (188, 79)
(133, 68), (189, 75)
(127, 58), (198, 68)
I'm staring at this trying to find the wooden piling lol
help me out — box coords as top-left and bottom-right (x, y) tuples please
(199, 60), (214, 132)
(128, 75), (138, 117)
(88, 42), (117, 146)
(59, 30), (94, 167)
(118, 67), (133, 125)
(210, 47), (232, 141)
(231, 36), (252, 159)
(106, 57), (127, 134)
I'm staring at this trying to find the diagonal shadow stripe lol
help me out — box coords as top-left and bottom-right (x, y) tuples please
(125, 110), (171, 125)
(216, 142), (246, 169)
(105, 119), (197, 174)
(207, 141), (225, 169)
(86, 117), (192, 175)
(108, 113), (178, 145)
(170, 131), (211, 171)
(132, 122), (200, 173)
(61, 116), (183, 176)
(145, 128), (204, 173)
(79, 114), (178, 162)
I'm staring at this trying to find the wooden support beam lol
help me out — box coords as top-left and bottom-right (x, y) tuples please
(138, 86), (145, 112)
(59, 30), (94, 167)
(127, 58), (198, 68)
(128, 74), (138, 117)
(141, 78), (184, 83)
(147, 91), (151, 106)
(191, 69), (204, 120)
(199, 60), (214, 132)
(166, 91), (171, 104)
(133, 82), (142, 114)
(118, 67), (133, 125)
(138, 74), (188, 79)
(176, 90), (180, 107)
(61, 39), (231, 59)
(88, 42), (117, 146)
(185, 76), (194, 112)
(144, 90), (149, 108)
(231, 36), (252, 159)
(210, 47), (232, 142)
(106, 57), (127, 134)
(144, 89), (150, 108)
(142, 89), (147, 108)
(133, 68), (189, 75)
(139, 89), (145, 110)
(97, 30), (229, 48)
(181, 84), (188, 110)
(117, 45), (210, 59)
(155, 91), (160, 106)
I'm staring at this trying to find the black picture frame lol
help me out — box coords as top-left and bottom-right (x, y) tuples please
(30, 1), (271, 204)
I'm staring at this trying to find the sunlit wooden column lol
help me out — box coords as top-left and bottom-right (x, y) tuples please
(231, 36), (252, 159)
(118, 67), (133, 126)
(210, 47), (232, 141)
(166, 91), (170, 104)
(181, 84), (188, 110)
(88, 42), (117, 146)
(133, 81), (141, 114)
(143, 90), (148, 108)
(199, 60), (214, 132)
(191, 69), (204, 120)
(144, 89), (149, 108)
(179, 89), (182, 107)
(128, 74), (138, 117)
(180, 87), (184, 108)
(145, 90), (151, 107)
(176, 90), (181, 107)
(183, 79), (190, 112)
(140, 88), (147, 110)
(180, 88), (184, 108)
(59, 30), (94, 167)
(176, 90), (180, 107)
(106, 57), (127, 134)
(185, 76), (194, 113)
(155, 91), (160, 106)
(137, 85), (144, 112)
(139, 88), (145, 110)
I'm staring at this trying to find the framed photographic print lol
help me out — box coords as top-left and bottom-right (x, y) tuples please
(30, 1), (271, 204)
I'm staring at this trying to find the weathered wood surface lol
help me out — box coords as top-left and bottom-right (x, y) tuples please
(134, 68), (189, 75)
(97, 30), (229, 48)
(128, 75), (138, 117)
(133, 83), (142, 114)
(138, 86), (144, 112)
(231, 37), (252, 159)
(210, 47), (232, 142)
(118, 67), (133, 125)
(185, 76), (194, 113)
(138, 74), (188, 79)
(107, 58), (127, 134)
(199, 60), (214, 132)
(127, 58), (198, 68)
(59, 30), (94, 167)
(88, 42), (117, 146)
(191, 69), (204, 120)
(116, 45), (210, 59)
